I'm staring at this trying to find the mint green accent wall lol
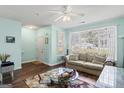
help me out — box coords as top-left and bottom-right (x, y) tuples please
(0, 18), (22, 70)
(66, 17), (124, 67)
(51, 25), (66, 65)
(51, 26), (57, 65)
(36, 25), (66, 66)
(21, 27), (36, 63)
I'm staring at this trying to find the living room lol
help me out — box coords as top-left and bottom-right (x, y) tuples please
(0, 4), (124, 89)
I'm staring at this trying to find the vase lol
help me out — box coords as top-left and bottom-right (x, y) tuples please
(1, 61), (14, 67)
(2, 61), (6, 63)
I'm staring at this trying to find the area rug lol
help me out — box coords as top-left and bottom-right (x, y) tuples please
(0, 84), (13, 88)
(25, 68), (96, 88)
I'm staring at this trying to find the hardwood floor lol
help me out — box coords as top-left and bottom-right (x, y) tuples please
(2, 62), (97, 88)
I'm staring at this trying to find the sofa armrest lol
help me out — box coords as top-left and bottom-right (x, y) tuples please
(65, 55), (70, 63)
(104, 61), (115, 67)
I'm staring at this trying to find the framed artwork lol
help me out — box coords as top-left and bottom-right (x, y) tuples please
(45, 37), (48, 44)
(6, 36), (15, 43)
(45, 33), (48, 44)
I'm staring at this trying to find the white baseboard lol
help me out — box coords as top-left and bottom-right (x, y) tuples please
(22, 60), (37, 64)
(48, 61), (64, 66)
(39, 60), (64, 66)
(22, 59), (64, 66)
(14, 66), (22, 70)
(39, 61), (50, 66)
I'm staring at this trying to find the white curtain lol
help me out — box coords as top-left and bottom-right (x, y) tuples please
(69, 26), (117, 61)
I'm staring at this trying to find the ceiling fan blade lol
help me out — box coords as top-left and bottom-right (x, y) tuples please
(54, 15), (64, 22)
(80, 21), (85, 24)
(66, 6), (72, 12)
(70, 13), (84, 17)
(48, 10), (63, 14)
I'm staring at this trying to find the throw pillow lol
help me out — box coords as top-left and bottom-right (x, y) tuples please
(92, 60), (105, 65)
(87, 54), (95, 62)
(78, 53), (87, 61)
(69, 54), (79, 61)
(92, 55), (106, 65)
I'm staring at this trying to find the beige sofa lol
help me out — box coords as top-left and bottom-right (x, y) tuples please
(65, 53), (107, 76)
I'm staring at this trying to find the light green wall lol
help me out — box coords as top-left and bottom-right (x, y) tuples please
(36, 25), (66, 66)
(51, 26), (57, 65)
(65, 17), (124, 67)
(36, 26), (51, 65)
(21, 27), (37, 63)
(0, 18), (22, 70)
(51, 25), (66, 65)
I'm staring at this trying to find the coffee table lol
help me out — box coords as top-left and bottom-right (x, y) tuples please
(95, 66), (124, 88)
(25, 67), (96, 88)
(48, 67), (79, 87)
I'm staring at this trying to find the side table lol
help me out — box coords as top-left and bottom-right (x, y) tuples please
(0, 62), (14, 84)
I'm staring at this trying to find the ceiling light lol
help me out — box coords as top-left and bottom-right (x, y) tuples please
(67, 16), (71, 21)
(29, 26), (33, 29)
(24, 25), (39, 30)
(62, 15), (71, 22)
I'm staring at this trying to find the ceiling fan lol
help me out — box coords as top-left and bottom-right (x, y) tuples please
(48, 6), (84, 22)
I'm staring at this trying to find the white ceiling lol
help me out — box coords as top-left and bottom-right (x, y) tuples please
(0, 5), (124, 29)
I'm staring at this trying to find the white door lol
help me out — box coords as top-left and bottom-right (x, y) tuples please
(36, 36), (45, 62)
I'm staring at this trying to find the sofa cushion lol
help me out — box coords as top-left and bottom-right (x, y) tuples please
(67, 60), (103, 70)
(78, 53), (87, 61)
(92, 55), (106, 64)
(92, 60), (105, 65)
(87, 54), (94, 62)
(69, 54), (79, 61)
(68, 60), (86, 67)
(83, 62), (103, 70)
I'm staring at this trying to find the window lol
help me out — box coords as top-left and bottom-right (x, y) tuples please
(57, 31), (65, 54)
(69, 26), (117, 61)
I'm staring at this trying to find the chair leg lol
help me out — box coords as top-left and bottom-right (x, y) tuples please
(0, 74), (3, 84)
(11, 71), (14, 80)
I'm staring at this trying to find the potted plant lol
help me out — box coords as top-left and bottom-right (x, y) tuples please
(0, 54), (14, 83)
(0, 54), (10, 63)
(0, 54), (14, 67)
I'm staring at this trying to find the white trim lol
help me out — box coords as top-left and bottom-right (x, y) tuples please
(40, 61), (49, 66)
(70, 25), (117, 33)
(39, 60), (64, 66)
(49, 61), (64, 66)
(14, 66), (22, 70)
(22, 59), (64, 66)
(22, 60), (37, 64)
(115, 26), (117, 61)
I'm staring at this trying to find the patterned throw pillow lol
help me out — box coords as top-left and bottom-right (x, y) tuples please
(69, 54), (79, 61)
(86, 54), (95, 62)
(78, 53), (87, 61)
(92, 55), (106, 64)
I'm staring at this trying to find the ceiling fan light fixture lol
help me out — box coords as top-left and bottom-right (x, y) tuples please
(62, 15), (71, 22)
(67, 16), (71, 21)
(49, 6), (84, 23)
(29, 26), (33, 29)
